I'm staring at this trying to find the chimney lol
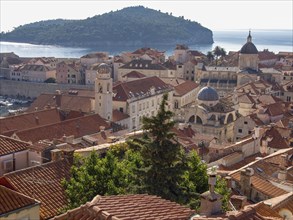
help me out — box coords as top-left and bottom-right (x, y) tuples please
(240, 168), (254, 199)
(230, 195), (247, 210)
(280, 154), (289, 168)
(55, 90), (62, 107)
(199, 169), (223, 216)
(51, 149), (63, 161)
(254, 126), (260, 139)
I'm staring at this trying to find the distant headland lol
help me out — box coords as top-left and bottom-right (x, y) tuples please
(0, 6), (213, 47)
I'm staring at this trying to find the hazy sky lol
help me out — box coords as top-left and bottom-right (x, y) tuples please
(1, 0), (292, 32)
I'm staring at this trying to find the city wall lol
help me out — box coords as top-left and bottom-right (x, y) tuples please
(0, 79), (94, 98)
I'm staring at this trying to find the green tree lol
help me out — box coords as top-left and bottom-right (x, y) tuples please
(215, 176), (231, 212)
(62, 150), (129, 210)
(213, 46), (222, 65)
(207, 51), (214, 62)
(180, 150), (208, 209)
(128, 93), (189, 202)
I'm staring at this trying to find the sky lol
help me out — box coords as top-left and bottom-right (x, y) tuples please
(0, 0), (292, 32)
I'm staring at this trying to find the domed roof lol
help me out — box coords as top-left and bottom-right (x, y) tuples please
(197, 86), (219, 101)
(97, 63), (111, 74)
(240, 31), (258, 54)
(240, 42), (258, 54)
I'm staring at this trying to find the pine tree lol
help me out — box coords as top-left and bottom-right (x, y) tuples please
(128, 93), (187, 202)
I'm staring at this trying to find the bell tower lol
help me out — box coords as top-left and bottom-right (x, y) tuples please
(95, 63), (112, 121)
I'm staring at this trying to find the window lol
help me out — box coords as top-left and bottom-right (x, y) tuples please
(238, 129), (242, 133)
(152, 100), (154, 107)
(119, 107), (123, 113)
(174, 100), (179, 109)
(287, 96), (291, 102)
(244, 121), (248, 124)
(139, 104), (141, 111)
(132, 105), (135, 113)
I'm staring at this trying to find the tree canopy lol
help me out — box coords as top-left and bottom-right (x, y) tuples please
(62, 93), (229, 211)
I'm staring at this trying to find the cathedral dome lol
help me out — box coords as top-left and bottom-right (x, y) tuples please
(197, 86), (219, 101)
(240, 31), (258, 54)
(240, 42), (258, 54)
(97, 63), (111, 74)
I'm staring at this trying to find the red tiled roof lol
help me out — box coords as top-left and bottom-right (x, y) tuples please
(193, 203), (282, 219)
(258, 50), (277, 61)
(0, 185), (39, 216)
(264, 103), (284, 116)
(52, 194), (195, 220)
(261, 127), (290, 150)
(28, 94), (94, 113)
(112, 109), (129, 122)
(230, 172), (287, 197)
(0, 159), (71, 220)
(113, 76), (171, 101)
(174, 80), (199, 96)
(0, 135), (30, 156)
(265, 192), (293, 215)
(122, 70), (146, 78)
(0, 108), (62, 134)
(14, 114), (110, 143)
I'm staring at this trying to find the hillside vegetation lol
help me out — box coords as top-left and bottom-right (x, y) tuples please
(0, 6), (213, 47)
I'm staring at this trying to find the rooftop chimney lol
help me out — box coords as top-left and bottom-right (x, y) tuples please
(240, 168), (254, 199)
(55, 90), (62, 107)
(199, 169), (223, 216)
(51, 149), (63, 162)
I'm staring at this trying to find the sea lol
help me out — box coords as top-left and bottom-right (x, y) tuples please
(0, 29), (292, 116)
(0, 29), (292, 58)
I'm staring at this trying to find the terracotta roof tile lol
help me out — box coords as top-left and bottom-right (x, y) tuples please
(28, 94), (94, 113)
(0, 135), (30, 156)
(113, 76), (171, 102)
(0, 185), (39, 216)
(112, 109), (129, 122)
(230, 172), (287, 197)
(14, 114), (110, 143)
(0, 159), (71, 219)
(174, 81), (199, 96)
(264, 192), (293, 215)
(122, 70), (146, 78)
(261, 126), (290, 150)
(0, 108), (62, 134)
(52, 194), (195, 220)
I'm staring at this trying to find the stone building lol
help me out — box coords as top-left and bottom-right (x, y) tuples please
(182, 86), (237, 142)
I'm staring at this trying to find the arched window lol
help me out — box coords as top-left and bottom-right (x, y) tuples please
(227, 113), (234, 124)
(189, 115), (195, 123)
(196, 116), (203, 124)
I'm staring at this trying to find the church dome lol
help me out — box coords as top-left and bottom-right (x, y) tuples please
(240, 31), (258, 54)
(97, 63), (111, 74)
(240, 42), (258, 54)
(197, 86), (219, 101)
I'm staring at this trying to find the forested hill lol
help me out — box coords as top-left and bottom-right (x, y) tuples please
(0, 6), (213, 47)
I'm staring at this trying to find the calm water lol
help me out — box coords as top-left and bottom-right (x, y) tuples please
(0, 30), (292, 58)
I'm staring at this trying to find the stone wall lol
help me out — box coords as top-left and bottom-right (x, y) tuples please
(0, 79), (93, 98)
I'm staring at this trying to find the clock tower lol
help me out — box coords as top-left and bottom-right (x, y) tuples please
(95, 63), (112, 121)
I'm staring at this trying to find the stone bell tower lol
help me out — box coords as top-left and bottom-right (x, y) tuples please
(95, 63), (112, 121)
